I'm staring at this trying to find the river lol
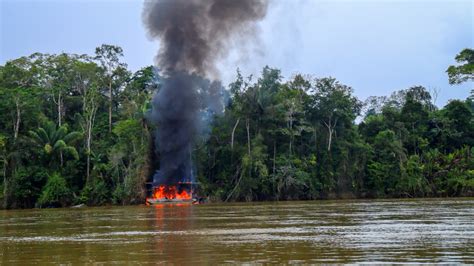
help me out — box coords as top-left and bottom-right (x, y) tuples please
(1, 198), (473, 264)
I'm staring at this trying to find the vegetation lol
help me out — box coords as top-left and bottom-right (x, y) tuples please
(0, 46), (472, 208)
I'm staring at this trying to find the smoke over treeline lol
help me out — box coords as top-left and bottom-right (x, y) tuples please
(142, 0), (269, 184)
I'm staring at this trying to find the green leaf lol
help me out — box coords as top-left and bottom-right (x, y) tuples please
(28, 130), (43, 144)
(36, 127), (50, 144)
(53, 140), (66, 151)
(63, 131), (83, 144)
(52, 126), (68, 143)
(63, 146), (79, 160)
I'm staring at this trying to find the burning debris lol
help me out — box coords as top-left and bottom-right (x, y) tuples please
(142, 0), (269, 203)
(150, 184), (193, 202)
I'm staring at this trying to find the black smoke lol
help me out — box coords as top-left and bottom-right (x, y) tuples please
(143, 0), (269, 185)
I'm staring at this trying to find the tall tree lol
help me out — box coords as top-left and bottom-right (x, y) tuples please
(310, 78), (361, 152)
(400, 86), (431, 155)
(441, 100), (474, 149)
(73, 60), (102, 184)
(44, 54), (77, 127)
(94, 44), (128, 132)
(447, 48), (474, 85)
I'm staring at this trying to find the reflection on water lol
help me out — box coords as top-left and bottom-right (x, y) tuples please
(0, 198), (473, 264)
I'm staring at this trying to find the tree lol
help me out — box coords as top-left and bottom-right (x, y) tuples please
(441, 100), (474, 149)
(94, 44), (129, 132)
(398, 155), (429, 197)
(0, 57), (44, 143)
(310, 78), (361, 152)
(226, 134), (269, 201)
(277, 75), (311, 157)
(29, 122), (82, 169)
(109, 118), (150, 204)
(37, 173), (71, 207)
(447, 48), (474, 85)
(1, 47), (474, 209)
(367, 130), (406, 196)
(44, 53), (77, 127)
(400, 86), (431, 155)
(72, 60), (102, 184)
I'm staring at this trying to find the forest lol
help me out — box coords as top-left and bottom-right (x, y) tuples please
(0, 45), (472, 209)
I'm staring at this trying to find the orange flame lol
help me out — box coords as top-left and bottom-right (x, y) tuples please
(147, 185), (192, 202)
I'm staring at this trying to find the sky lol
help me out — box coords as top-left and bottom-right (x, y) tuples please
(1, 0), (472, 107)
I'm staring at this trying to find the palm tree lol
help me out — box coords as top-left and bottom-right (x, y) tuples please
(29, 122), (82, 168)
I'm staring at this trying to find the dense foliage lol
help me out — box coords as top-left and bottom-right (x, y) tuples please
(0, 46), (472, 208)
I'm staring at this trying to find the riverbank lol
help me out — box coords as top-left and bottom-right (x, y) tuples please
(3, 194), (473, 211)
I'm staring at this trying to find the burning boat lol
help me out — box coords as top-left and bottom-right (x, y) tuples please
(146, 181), (196, 205)
(146, 170), (200, 205)
(143, 0), (269, 206)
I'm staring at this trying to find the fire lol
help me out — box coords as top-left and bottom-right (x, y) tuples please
(147, 185), (192, 201)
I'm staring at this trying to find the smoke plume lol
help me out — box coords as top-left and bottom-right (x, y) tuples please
(143, 0), (269, 184)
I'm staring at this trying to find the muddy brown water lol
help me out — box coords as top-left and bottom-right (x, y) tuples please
(1, 198), (473, 264)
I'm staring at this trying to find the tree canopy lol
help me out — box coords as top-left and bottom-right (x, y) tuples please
(0, 46), (472, 209)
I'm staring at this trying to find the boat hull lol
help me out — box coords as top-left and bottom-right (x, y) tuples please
(146, 198), (193, 205)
